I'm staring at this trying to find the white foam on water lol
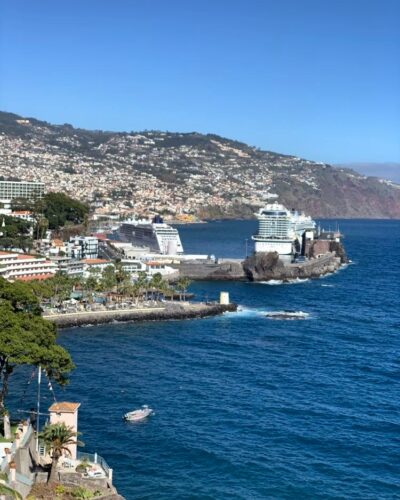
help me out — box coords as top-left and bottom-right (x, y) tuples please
(260, 278), (310, 285)
(226, 306), (313, 321)
(265, 310), (311, 320)
(232, 306), (272, 317)
(287, 278), (310, 284)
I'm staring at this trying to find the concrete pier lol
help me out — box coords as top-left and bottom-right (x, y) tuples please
(44, 301), (238, 329)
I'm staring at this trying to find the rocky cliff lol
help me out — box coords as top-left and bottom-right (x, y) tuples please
(243, 249), (345, 282)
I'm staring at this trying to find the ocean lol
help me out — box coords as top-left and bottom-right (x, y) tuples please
(11, 220), (400, 498)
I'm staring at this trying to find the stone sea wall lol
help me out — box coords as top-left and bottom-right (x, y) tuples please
(177, 259), (246, 280)
(44, 302), (237, 329)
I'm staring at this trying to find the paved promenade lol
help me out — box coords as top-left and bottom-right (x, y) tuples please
(44, 302), (237, 328)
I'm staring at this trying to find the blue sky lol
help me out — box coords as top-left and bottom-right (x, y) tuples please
(0, 0), (399, 163)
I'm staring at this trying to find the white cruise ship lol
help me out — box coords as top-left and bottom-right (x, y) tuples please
(252, 202), (316, 258)
(117, 215), (184, 255)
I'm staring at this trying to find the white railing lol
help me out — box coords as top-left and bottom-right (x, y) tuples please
(77, 451), (112, 480)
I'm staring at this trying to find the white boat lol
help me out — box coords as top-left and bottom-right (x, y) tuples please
(123, 405), (153, 421)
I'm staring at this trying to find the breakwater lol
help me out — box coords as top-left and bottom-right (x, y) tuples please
(177, 251), (345, 282)
(44, 302), (237, 328)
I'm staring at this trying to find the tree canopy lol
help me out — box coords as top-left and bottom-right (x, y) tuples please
(0, 215), (32, 252)
(0, 277), (74, 437)
(42, 192), (89, 230)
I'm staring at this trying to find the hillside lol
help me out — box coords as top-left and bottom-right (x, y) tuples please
(1, 111), (399, 219)
(335, 163), (400, 184)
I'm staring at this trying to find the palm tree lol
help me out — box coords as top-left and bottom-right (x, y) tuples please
(135, 272), (148, 304)
(175, 277), (191, 301)
(39, 423), (83, 484)
(149, 273), (164, 301)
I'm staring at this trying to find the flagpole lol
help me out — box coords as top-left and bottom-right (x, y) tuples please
(36, 365), (41, 452)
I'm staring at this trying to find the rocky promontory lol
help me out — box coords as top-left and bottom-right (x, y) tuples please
(243, 251), (343, 281)
(178, 240), (348, 282)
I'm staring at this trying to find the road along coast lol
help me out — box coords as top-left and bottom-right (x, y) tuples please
(43, 301), (238, 328)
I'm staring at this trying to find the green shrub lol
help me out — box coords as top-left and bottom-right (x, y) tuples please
(71, 486), (94, 499)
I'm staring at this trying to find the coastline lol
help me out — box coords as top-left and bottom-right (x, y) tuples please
(44, 301), (238, 329)
(177, 252), (345, 282)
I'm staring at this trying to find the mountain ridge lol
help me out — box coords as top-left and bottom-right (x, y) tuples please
(1, 110), (399, 219)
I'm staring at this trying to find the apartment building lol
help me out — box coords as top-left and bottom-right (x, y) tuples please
(0, 181), (44, 200)
(0, 251), (57, 281)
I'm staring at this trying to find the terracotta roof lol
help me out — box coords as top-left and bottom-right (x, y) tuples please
(16, 254), (36, 260)
(92, 233), (108, 241)
(48, 402), (81, 413)
(12, 210), (32, 215)
(82, 258), (110, 264)
(16, 273), (54, 281)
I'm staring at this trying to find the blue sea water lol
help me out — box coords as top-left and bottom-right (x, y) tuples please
(11, 220), (400, 498)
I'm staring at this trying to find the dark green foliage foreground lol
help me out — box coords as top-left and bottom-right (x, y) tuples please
(0, 277), (74, 434)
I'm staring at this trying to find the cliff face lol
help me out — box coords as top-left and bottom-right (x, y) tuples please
(176, 240), (347, 282)
(242, 249), (345, 282)
(1, 111), (400, 219)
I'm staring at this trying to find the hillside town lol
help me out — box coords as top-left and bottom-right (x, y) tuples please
(0, 115), (320, 218)
(3, 111), (399, 220)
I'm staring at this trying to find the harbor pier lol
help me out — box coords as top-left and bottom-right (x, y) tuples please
(44, 301), (238, 328)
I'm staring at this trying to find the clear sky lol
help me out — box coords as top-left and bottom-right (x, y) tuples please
(0, 0), (399, 163)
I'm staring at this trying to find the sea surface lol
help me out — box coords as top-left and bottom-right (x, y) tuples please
(12, 220), (400, 499)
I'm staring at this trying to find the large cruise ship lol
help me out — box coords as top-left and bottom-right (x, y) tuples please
(252, 202), (316, 259)
(117, 215), (184, 255)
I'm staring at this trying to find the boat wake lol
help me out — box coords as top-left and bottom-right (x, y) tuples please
(265, 310), (310, 320)
(234, 306), (272, 317)
(233, 306), (312, 321)
(260, 278), (310, 285)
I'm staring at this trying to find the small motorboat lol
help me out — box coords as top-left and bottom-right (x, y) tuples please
(123, 405), (154, 422)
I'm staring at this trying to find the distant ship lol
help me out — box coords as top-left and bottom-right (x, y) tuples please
(117, 215), (184, 254)
(252, 202), (316, 259)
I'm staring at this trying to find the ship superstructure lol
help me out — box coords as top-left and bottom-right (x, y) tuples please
(252, 202), (316, 259)
(117, 216), (184, 255)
